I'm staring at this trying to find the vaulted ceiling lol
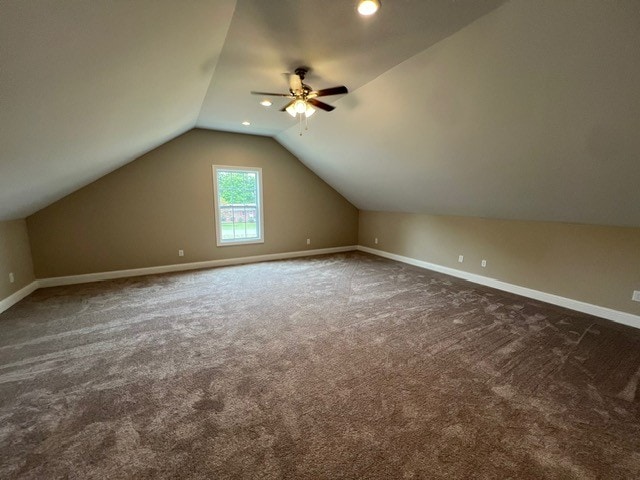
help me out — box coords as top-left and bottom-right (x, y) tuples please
(2, 0), (639, 227)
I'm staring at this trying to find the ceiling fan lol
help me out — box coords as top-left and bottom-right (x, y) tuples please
(251, 67), (348, 132)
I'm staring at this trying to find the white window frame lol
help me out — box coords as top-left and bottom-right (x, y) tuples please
(212, 165), (264, 247)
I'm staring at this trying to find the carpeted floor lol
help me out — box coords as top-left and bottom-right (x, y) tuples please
(1, 252), (639, 479)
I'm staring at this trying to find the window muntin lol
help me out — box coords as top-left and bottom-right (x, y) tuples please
(212, 166), (264, 246)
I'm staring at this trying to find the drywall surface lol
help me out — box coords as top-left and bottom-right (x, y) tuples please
(359, 211), (640, 315)
(278, 0), (640, 227)
(27, 129), (358, 277)
(0, 219), (35, 300)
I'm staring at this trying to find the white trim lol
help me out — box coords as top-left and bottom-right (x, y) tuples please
(0, 281), (39, 314)
(10, 245), (637, 331)
(357, 245), (640, 330)
(212, 165), (264, 247)
(37, 246), (357, 288)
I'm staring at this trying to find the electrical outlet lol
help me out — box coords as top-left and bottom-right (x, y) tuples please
(374, 237), (378, 245)
(633, 291), (640, 302)
(9, 272), (15, 283)
(178, 249), (184, 257)
(306, 238), (311, 245)
(481, 259), (487, 268)
(458, 255), (464, 263)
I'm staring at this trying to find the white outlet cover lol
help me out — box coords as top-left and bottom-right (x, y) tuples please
(458, 255), (464, 263)
(178, 250), (184, 256)
(306, 238), (311, 245)
(481, 260), (487, 267)
(633, 290), (640, 302)
(374, 238), (378, 244)
(9, 272), (15, 283)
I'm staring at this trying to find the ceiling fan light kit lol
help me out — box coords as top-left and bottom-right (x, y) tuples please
(286, 100), (315, 117)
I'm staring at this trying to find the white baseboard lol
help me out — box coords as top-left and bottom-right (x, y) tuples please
(0, 281), (39, 314)
(5, 245), (638, 331)
(1, 246), (356, 313)
(37, 245), (358, 288)
(357, 245), (640, 330)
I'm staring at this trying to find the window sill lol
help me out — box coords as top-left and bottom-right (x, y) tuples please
(216, 239), (265, 247)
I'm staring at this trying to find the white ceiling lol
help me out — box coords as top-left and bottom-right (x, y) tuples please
(2, 0), (640, 227)
(197, 0), (507, 136)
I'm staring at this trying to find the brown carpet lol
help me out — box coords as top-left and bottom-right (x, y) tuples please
(1, 252), (639, 479)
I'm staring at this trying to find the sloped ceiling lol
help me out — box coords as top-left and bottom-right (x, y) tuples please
(2, 0), (639, 227)
(0, 0), (236, 220)
(277, 0), (640, 227)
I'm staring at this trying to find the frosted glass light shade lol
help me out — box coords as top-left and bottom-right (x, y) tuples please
(294, 99), (307, 113)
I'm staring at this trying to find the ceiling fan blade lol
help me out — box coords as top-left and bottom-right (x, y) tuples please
(280, 100), (296, 112)
(308, 98), (335, 112)
(314, 86), (349, 97)
(251, 91), (292, 97)
(289, 74), (302, 94)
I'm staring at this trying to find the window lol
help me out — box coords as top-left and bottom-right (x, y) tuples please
(212, 165), (264, 246)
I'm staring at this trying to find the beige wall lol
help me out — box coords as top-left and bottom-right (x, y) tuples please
(0, 219), (35, 300)
(27, 129), (358, 278)
(359, 211), (640, 316)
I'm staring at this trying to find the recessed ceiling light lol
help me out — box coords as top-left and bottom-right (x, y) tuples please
(242, 121), (250, 126)
(357, 0), (380, 16)
(260, 99), (273, 107)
